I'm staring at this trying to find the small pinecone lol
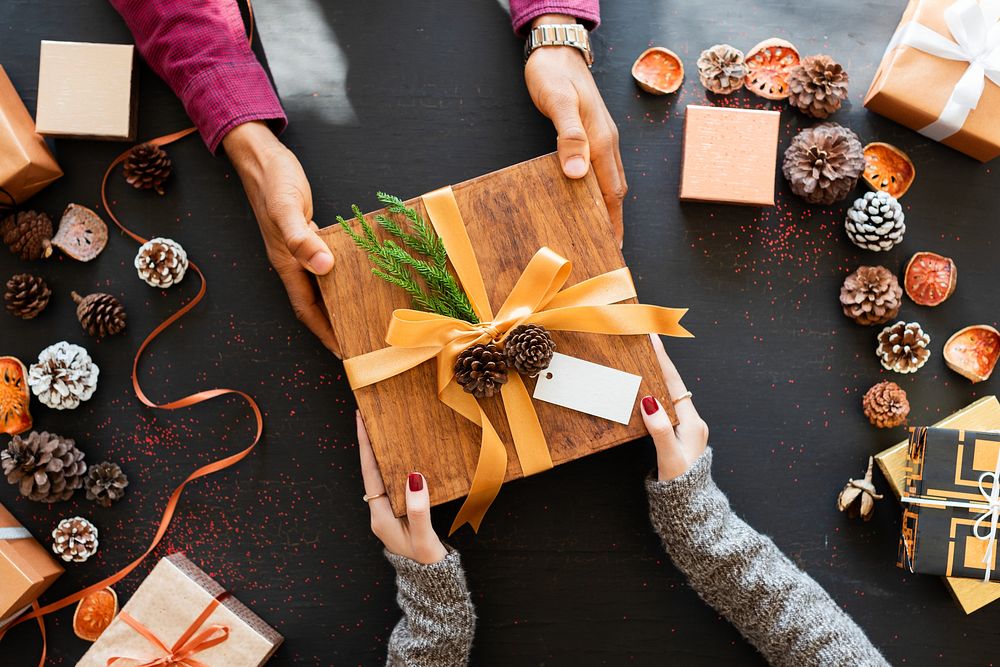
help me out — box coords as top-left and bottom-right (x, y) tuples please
(72, 291), (127, 337)
(1, 430), (87, 503)
(696, 44), (747, 94)
(877, 321), (931, 374)
(504, 324), (556, 376)
(28, 341), (100, 410)
(52, 516), (99, 563)
(845, 191), (906, 252)
(134, 237), (188, 288)
(123, 142), (172, 195)
(787, 54), (849, 119)
(782, 123), (865, 205)
(1, 211), (54, 260)
(5, 273), (51, 320)
(862, 381), (910, 428)
(84, 461), (129, 507)
(455, 343), (508, 399)
(839, 266), (902, 326)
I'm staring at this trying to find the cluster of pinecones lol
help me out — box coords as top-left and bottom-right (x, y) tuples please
(454, 324), (557, 399)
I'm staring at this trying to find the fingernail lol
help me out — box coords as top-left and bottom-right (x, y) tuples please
(641, 396), (659, 415)
(564, 156), (587, 178)
(306, 250), (334, 274)
(408, 472), (424, 492)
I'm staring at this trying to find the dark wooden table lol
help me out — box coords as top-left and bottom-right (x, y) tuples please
(3, 0), (999, 664)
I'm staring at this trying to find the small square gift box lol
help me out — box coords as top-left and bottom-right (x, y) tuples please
(35, 41), (137, 141)
(0, 65), (62, 204)
(77, 553), (282, 667)
(0, 502), (64, 628)
(899, 427), (1000, 582)
(864, 0), (1000, 162)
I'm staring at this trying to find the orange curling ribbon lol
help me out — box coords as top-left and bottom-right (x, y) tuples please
(344, 186), (693, 534)
(108, 599), (230, 667)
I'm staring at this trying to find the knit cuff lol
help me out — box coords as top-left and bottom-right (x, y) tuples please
(510, 1), (601, 36)
(384, 548), (470, 603)
(645, 447), (716, 518)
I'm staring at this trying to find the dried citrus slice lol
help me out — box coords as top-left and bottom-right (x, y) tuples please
(632, 47), (684, 94)
(73, 587), (118, 642)
(744, 38), (800, 100)
(0, 356), (31, 436)
(944, 325), (1000, 383)
(52, 204), (109, 262)
(904, 252), (957, 307)
(863, 142), (915, 198)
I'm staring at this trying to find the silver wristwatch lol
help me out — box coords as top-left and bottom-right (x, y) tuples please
(524, 23), (593, 68)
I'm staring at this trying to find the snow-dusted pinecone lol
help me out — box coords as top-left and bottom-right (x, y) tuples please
(52, 516), (99, 563)
(135, 237), (188, 288)
(845, 191), (905, 252)
(27, 342), (99, 409)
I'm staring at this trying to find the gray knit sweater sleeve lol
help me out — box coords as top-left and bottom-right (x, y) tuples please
(647, 448), (888, 667)
(384, 549), (475, 666)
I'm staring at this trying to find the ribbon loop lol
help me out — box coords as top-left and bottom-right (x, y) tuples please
(108, 599), (230, 667)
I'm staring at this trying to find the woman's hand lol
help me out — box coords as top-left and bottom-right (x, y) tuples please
(222, 121), (341, 357)
(641, 334), (709, 481)
(357, 412), (447, 564)
(524, 15), (627, 246)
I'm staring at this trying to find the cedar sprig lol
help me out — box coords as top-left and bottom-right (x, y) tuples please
(338, 197), (478, 323)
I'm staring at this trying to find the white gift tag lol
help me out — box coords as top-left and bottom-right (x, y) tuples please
(532, 352), (642, 424)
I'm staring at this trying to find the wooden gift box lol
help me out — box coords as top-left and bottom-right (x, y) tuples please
(317, 154), (676, 519)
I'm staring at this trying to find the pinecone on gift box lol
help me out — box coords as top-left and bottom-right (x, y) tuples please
(504, 324), (556, 376)
(5, 273), (51, 320)
(28, 341), (100, 410)
(1, 210), (53, 260)
(862, 380), (910, 428)
(72, 291), (127, 337)
(845, 191), (906, 252)
(2, 430), (87, 503)
(134, 237), (188, 288)
(123, 142), (172, 195)
(782, 123), (864, 205)
(52, 516), (99, 563)
(696, 44), (747, 94)
(455, 343), (508, 399)
(877, 321), (931, 374)
(787, 54), (849, 119)
(84, 461), (129, 507)
(839, 266), (902, 326)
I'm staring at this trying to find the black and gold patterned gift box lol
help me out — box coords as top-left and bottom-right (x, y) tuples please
(899, 427), (1000, 582)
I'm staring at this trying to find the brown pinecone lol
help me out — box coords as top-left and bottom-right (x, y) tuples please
(134, 237), (188, 288)
(787, 54), (849, 119)
(839, 266), (902, 326)
(84, 461), (129, 507)
(52, 516), (99, 563)
(696, 44), (747, 94)
(837, 457), (883, 521)
(1, 211), (53, 260)
(877, 321), (931, 374)
(504, 324), (556, 376)
(5, 273), (51, 320)
(72, 291), (127, 337)
(1, 430), (87, 503)
(123, 142), (171, 195)
(455, 343), (508, 399)
(782, 123), (864, 205)
(862, 381), (910, 428)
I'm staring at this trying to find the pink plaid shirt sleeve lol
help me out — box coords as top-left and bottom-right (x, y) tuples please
(109, 0), (287, 153)
(509, 0), (601, 34)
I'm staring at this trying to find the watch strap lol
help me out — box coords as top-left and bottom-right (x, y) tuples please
(524, 24), (593, 68)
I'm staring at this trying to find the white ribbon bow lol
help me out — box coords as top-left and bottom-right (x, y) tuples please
(886, 0), (1000, 141)
(902, 453), (1000, 582)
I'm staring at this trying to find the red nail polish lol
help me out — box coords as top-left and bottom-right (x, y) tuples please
(641, 396), (659, 415)
(408, 473), (424, 492)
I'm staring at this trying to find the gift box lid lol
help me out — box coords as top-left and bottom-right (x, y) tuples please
(0, 502), (64, 621)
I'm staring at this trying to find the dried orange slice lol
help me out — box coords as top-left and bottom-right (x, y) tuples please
(863, 142), (915, 198)
(944, 325), (1000, 383)
(0, 356), (31, 436)
(632, 47), (684, 94)
(744, 38), (800, 100)
(904, 252), (957, 307)
(73, 587), (118, 642)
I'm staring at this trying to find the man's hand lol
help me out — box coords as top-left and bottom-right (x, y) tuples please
(222, 121), (341, 357)
(524, 15), (626, 245)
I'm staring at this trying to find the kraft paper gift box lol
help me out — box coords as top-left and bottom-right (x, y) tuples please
(77, 553), (282, 667)
(316, 153), (689, 529)
(864, 0), (1000, 162)
(0, 502), (63, 628)
(0, 66), (62, 204)
(679, 105), (780, 206)
(35, 41), (137, 141)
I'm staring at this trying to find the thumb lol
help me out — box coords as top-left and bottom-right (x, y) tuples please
(272, 199), (334, 275)
(640, 395), (685, 481)
(547, 93), (590, 179)
(405, 472), (445, 564)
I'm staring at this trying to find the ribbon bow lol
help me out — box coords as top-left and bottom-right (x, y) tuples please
(344, 186), (692, 533)
(108, 599), (230, 667)
(887, 0), (1000, 141)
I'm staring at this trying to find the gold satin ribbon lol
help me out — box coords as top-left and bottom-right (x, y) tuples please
(344, 186), (693, 533)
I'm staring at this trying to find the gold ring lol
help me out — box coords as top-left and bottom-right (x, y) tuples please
(672, 391), (693, 405)
(363, 492), (386, 503)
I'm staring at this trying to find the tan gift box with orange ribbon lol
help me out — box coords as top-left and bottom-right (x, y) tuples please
(0, 502), (63, 627)
(864, 0), (1000, 162)
(0, 65), (62, 203)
